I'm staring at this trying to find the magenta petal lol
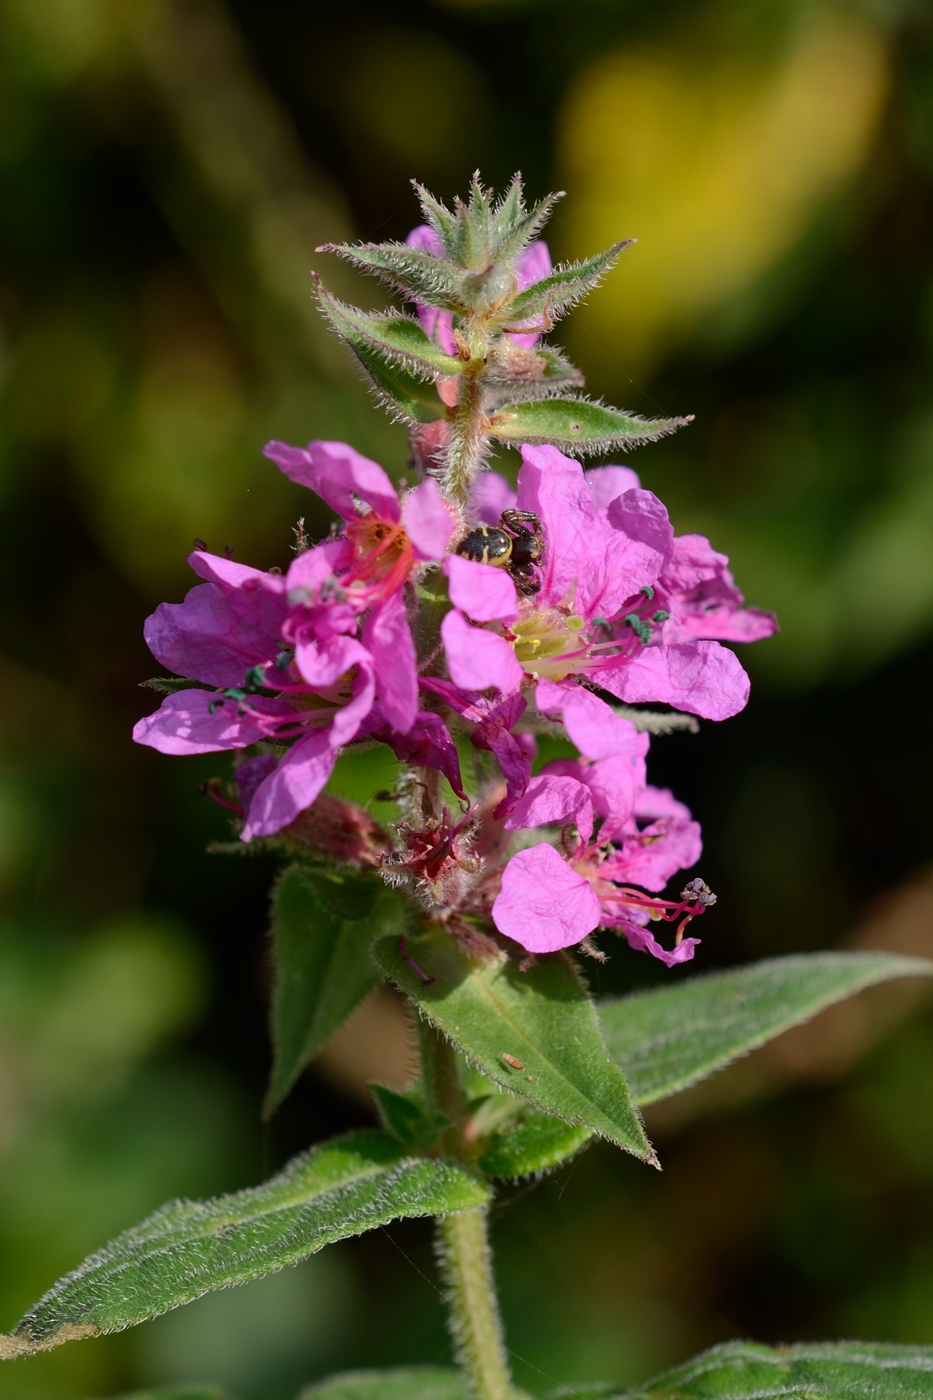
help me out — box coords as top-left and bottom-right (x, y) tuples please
(584, 751), (649, 834)
(606, 489), (675, 579)
(536, 680), (643, 761)
(609, 818), (702, 892)
(441, 610), (523, 693)
(470, 693), (531, 815)
(633, 785), (692, 822)
(363, 592), (417, 734)
(406, 224), (444, 256)
(263, 439), (400, 523)
(402, 478), (453, 560)
(375, 709), (465, 799)
(622, 923), (700, 968)
(188, 551), (288, 638)
(132, 689), (293, 755)
(444, 556), (519, 624)
(505, 775), (594, 846)
(241, 728), (337, 840)
(492, 844), (600, 953)
(144, 584), (279, 688)
(469, 471), (516, 526)
(602, 640), (751, 721)
(585, 466), (641, 510)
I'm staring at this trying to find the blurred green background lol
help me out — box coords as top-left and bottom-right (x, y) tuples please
(3, 0), (933, 1395)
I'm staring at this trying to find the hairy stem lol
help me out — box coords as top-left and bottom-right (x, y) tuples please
(444, 359), (487, 504)
(419, 1024), (513, 1400)
(437, 1207), (514, 1400)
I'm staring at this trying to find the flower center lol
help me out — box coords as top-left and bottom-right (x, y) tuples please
(344, 516), (413, 600)
(505, 586), (671, 681)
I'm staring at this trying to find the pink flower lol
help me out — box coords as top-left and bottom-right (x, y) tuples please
(492, 767), (709, 965)
(443, 445), (755, 723)
(135, 440), (454, 840)
(406, 225), (552, 353)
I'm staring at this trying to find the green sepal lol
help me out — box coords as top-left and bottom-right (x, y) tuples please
(604, 1339), (933, 1398)
(369, 1084), (449, 1152)
(318, 241), (464, 311)
(0, 1131), (489, 1359)
(314, 281), (463, 376)
(489, 397), (692, 453)
(478, 1108), (591, 1178)
(600, 950), (933, 1107)
(265, 866), (408, 1117)
(500, 241), (633, 326)
(374, 926), (653, 1163)
(485, 344), (584, 400)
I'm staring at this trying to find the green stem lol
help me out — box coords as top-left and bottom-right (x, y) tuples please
(419, 1025), (513, 1400)
(438, 1207), (514, 1400)
(444, 359), (487, 505)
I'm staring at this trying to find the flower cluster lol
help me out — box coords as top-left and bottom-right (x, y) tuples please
(136, 419), (775, 967)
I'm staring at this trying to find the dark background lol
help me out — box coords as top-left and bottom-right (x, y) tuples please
(2, 0), (933, 1395)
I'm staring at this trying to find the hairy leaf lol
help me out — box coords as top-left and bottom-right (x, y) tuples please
(266, 867), (408, 1116)
(485, 345), (584, 401)
(0, 1131), (488, 1357)
(369, 1084), (448, 1152)
(300, 1367), (470, 1400)
(601, 951), (933, 1106)
(351, 340), (450, 424)
(489, 398), (692, 453)
(315, 283), (463, 377)
(375, 927), (652, 1162)
(318, 241), (464, 310)
(479, 1108), (591, 1178)
(501, 241), (632, 325)
(609, 1339), (933, 1398)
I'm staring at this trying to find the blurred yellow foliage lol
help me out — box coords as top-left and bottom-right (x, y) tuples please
(559, 10), (889, 368)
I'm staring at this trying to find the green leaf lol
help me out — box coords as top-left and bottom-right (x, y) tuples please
(607, 1339), (933, 1398)
(374, 927), (652, 1162)
(351, 339), (450, 424)
(489, 397), (692, 454)
(315, 282), (463, 377)
(299, 1367), (470, 1400)
(478, 1108), (591, 1178)
(0, 1131), (488, 1358)
(601, 951), (933, 1107)
(485, 344), (584, 400)
(265, 866), (408, 1116)
(369, 1084), (448, 1152)
(502, 242), (632, 325)
(318, 240), (465, 309)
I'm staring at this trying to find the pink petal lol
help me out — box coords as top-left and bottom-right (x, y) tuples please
(599, 640), (750, 721)
(263, 440), (400, 524)
(585, 466), (641, 510)
(406, 225), (444, 257)
(492, 844), (601, 953)
(584, 751), (649, 834)
(444, 556), (518, 624)
(470, 693), (531, 815)
(144, 584), (279, 688)
(608, 818), (702, 892)
(133, 689), (295, 755)
(188, 551), (288, 638)
(371, 708), (465, 799)
(633, 785), (692, 822)
(606, 489), (674, 582)
(663, 534), (730, 593)
(621, 922), (700, 968)
(402, 478), (453, 560)
(504, 775), (594, 846)
(241, 728), (337, 839)
(469, 471), (516, 527)
(535, 679), (643, 761)
(363, 592), (418, 733)
(441, 610), (523, 693)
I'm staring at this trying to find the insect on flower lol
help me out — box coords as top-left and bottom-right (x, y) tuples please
(456, 509), (545, 597)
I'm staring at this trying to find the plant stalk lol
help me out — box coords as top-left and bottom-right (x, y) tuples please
(444, 358), (487, 505)
(419, 1023), (514, 1400)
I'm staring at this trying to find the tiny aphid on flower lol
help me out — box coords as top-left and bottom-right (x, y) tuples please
(456, 509), (544, 596)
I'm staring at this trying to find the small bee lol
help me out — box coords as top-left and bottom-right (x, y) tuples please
(455, 509), (544, 596)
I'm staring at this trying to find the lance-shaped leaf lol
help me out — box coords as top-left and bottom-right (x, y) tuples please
(604, 1339), (933, 1399)
(499, 241), (632, 326)
(352, 340), (450, 425)
(300, 1367), (470, 1400)
(489, 398), (692, 454)
(315, 281), (464, 378)
(265, 866), (408, 1117)
(318, 241), (465, 310)
(478, 1108), (591, 1179)
(375, 926), (652, 1162)
(0, 1131), (488, 1358)
(600, 950), (933, 1106)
